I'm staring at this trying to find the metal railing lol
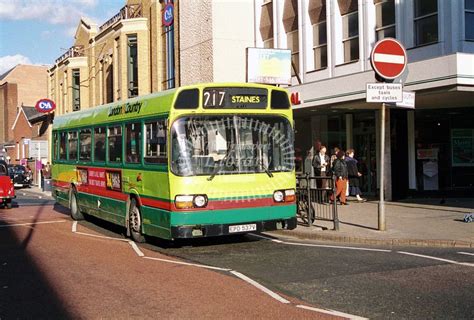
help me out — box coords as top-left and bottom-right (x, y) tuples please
(99, 4), (143, 33)
(296, 174), (339, 230)
(55, 46), (84, 64)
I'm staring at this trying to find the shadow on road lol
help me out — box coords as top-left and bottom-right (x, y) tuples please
(0, 207), (73, 319)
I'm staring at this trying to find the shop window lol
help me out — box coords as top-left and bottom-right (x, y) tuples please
(68, 131), (78, 161)
(466, 0), (474, 40)
(127, 35), (138, 98)
(108, 126), (122, 163)
(79, 129), (91, 161)
(125, 122), (141, 164)
(414, 0), (438, 45)
(72, 69), (80, 111)
(94, 127), (106, 162)
(375, 0), (395, 40)
(145, 120), (167, 164)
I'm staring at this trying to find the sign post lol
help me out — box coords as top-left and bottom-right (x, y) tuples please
(368, 38), (407, 231)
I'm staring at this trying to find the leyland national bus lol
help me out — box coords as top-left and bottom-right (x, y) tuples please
(52, 83), (296, 242)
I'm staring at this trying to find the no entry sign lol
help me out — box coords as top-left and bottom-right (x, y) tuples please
(370, 38), (407, 80)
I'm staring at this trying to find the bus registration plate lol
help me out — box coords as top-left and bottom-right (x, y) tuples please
(229, 223), (257, 233)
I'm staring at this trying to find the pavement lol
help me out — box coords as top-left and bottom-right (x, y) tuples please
(273, 196), (474, 248)
(19, 186), (474, 248)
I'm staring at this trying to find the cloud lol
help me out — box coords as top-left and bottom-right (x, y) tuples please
(0, 0), (98, 25)
(0, 54), (32, 75)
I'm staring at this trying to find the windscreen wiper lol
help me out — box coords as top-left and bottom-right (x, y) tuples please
(259, 160), (273, 178)
(207, 145), (234, 181)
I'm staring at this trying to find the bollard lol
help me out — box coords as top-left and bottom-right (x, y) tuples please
(332, 175), (339, 231)
(306, 174), (312, 227)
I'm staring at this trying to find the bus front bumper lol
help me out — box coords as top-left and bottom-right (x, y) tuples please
(170, 217), (297, 239)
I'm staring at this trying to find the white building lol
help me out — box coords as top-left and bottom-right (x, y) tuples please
(254, 0), (474, 199)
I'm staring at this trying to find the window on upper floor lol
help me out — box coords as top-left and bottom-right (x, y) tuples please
(375, 0), (395, 40)
(260, 1), (274, 48)
(72, 69), (80, 111)
(339, 0), (359, 63)
(466, 0), (474, 40)
(414, 0), (438, 46)
(283, 0), (299, 75)
(127, 34), (138, 98)
(105, 60), (114, 104)
(309, 1), (327, 70)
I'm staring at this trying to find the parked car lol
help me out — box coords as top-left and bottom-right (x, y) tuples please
(0, 161), (15, 209)
(8, 164), (32, 188)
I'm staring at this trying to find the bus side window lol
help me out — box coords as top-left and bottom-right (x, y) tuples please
(126, 122), (141, 164)
(94, 127), (106, 162)
(108, 126), (122, 163)
(79, 129), (92, 161)
(144, 119), (167, 164)
(68, 131), (78, 161)
(59, 132), (67, 160)
(53, 132), (58, 161)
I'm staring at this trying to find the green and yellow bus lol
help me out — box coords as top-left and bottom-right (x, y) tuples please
(52, 83), (296, 241)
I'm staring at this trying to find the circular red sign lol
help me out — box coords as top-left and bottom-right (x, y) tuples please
(35, 98), (56, 113)
(370, 38), (407, 80)
(162, 3), (174, 27)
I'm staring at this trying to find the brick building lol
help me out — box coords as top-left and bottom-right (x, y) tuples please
(0, 64), (48, 164)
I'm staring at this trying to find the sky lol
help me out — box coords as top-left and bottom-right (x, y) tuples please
(0, 0), (125, 75)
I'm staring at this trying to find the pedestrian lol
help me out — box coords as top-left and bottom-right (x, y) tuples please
(345, 149), (366, 202)
(312, 144), (331, 187)
(330, 150), (349, 205)
(330, 147), (340, 168)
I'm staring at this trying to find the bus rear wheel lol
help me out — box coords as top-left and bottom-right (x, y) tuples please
(70, 190), (84, 220)
(6, 199), (12, 209)
(129, 199), (145, 243)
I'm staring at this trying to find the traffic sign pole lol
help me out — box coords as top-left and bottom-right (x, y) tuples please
(378, 103), (386, 231)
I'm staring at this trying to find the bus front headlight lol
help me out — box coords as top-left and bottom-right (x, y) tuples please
(175, 195), (208, 209)
(273, 190), (284, 202)
(193, 195), (208, 208)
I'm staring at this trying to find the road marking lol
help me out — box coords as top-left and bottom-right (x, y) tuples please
(458, 252), (474, 257)
(252, 234), (392, 252)
(230, 271), (290, 304)
(0, 220), (66, 228)
(129, 241), (145, 257)
(143, 256), (231, 271)
(74, 231), (129, 242)
(296, 305), (368, 320)
(72, 221), (77, 233)
(398, 251), (474, 267)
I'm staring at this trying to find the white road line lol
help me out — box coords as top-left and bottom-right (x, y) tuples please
(296, 305), (368, 320)
(0, 220), (66, 228)
(129, 241), (145, 257)
(72, 221), (77, 233)
(458, 252), (474, 257)
(230, 271), (290, 304)
(373, 53), (405, 64)
(253, 234), (392, 252)
(74, 231), (129, 242)
(143, 256), (232, 271)
(398, 251), (474, 267)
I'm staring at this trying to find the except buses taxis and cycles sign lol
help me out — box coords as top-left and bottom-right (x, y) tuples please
(35, 98), (56, 113)
(162, 3), (174, 27)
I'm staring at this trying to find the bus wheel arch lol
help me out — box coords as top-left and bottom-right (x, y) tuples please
(127, 194), (145, 243)
(69, 184), (84, 220)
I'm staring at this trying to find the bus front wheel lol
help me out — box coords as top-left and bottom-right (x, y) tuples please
(129, 198), (145, 243)
(70, 190), (84, 220)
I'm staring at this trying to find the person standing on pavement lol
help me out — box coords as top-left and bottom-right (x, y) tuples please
(312, 145), (330, 186)
(345, 149), (366, 202)
(331, 150), (349, 205)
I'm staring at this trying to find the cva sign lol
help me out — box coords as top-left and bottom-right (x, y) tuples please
(35, 98), (56, 113)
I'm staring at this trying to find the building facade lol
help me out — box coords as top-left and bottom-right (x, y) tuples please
(48, 0), (256, 115)
(0, 65), (49, 164)
(254, 0), (474, 199)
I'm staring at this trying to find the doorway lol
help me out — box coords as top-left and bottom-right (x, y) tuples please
(353, 113), (377, 195)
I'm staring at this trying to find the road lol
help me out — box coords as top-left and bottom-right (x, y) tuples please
(1, 189), (473, 319)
